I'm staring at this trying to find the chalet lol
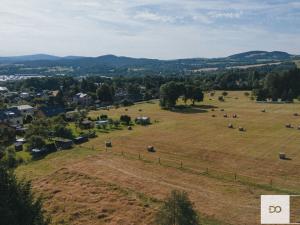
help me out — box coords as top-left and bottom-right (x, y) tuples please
(73, 93), (92, 105)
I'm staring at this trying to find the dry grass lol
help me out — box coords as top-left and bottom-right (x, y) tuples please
(16, 91), (300, 225)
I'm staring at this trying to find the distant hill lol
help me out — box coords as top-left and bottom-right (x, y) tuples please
(228, 51), (293, 62)
(0, 54), (83, 63)
(0, 51), (298, 76)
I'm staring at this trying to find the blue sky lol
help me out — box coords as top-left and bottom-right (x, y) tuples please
(0, 0), (300, 59)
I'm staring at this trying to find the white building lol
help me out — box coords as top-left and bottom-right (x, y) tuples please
(20, 92), (30, 99)
(17, 105), (35, 116)
(73, 93), (92, 105)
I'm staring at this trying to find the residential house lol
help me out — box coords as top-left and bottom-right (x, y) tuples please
(0, 86), (8, 93)
(0, 107), (23, 125)
(20, 92), (30, 99)
(73, 93), (92, 106)
(17, 105), (35, 116)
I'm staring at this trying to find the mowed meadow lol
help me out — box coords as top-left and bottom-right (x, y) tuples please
(16, 91), (300, 225)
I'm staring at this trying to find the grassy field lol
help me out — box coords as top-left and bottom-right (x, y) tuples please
(16, 91), (300, 225)
(295, 60), (300, 68)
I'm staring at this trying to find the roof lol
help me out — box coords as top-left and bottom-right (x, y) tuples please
(0, 87), (8, 92)
(39, 106), (65, 117)
(75, 92), (88, 98)
(0, 107), (22, 120)
(17, 105), (34, 110)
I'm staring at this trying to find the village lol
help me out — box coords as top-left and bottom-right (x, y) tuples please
(0, 84), (154, 161)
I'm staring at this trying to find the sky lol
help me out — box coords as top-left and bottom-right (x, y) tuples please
(0, 0), (300, 59)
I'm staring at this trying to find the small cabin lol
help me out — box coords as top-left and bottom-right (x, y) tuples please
(135, 116), (150, 125)
(74, 136), (88, 144)
(55, 138), (73, 149)
(80, 120), (94, 129)
(14, 142), (23, 151)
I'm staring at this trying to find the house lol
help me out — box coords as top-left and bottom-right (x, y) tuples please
(37, 106), (65, 117)
(74, 136), (88, 144)
(20, 92), (30, 99)
(15, 142), (23, 151)
(0, 86), (8, 93)
(54, 138), (73, 149)
(0, 107), (23, 125)
(95, 120), (108, 126)
(80, 120), (94, 129)
(73, 93), (92, 105)
(135, 116), (150, 125)
(17, 105), (35, 116)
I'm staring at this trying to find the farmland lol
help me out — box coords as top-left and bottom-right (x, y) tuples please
(16, 91), (300, 225)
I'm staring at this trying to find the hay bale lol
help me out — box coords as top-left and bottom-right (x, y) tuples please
(294, 113), (299, 116)
(139, 109), (143, 112)
(232, 114), (237, 118)
(128, 126), (132, 130)
(220, 109), (225, 112)
(279, 153), (286, 160)
(298, 126), (300, 130)
(228, 123), (233, 128)
(147, 146), (155, 152)
(286, 124), (292, 128)
(223, 114), (228, 118)
(125, 108), (128, 111)
(105, 141), (112, 148)
(211, 108), (215, 111)
(212, 114), (216, 118)
(261, 109), (266, 113)
(238, 127), (245, 132)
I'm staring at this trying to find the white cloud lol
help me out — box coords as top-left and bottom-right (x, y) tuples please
(0, 0), (299, 58)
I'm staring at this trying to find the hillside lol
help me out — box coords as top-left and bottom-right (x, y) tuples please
(0, 51), (297, 76)
(16, 91), (300, 225)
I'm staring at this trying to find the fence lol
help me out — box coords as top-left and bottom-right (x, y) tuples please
(82, 145), (300, 194)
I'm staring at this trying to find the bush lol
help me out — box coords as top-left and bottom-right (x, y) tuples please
(155, 190), (199, 225)
(222, 91), (228, 97)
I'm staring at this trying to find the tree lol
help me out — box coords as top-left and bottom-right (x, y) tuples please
(96, 84), (114, 102)
(191, 87), (204, 105)
(120, 115), (131, 125)
(160, 82), (184, 108)
(28, 135), (46, 150)
(0, 166), (50, 225)
(155, 190), (200, 225)
(1, 147), (17, 168)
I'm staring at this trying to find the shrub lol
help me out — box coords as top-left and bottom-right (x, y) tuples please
(155, 190), (200, 225)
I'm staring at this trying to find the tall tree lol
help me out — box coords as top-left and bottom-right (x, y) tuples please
(0, 166), (50, 225)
